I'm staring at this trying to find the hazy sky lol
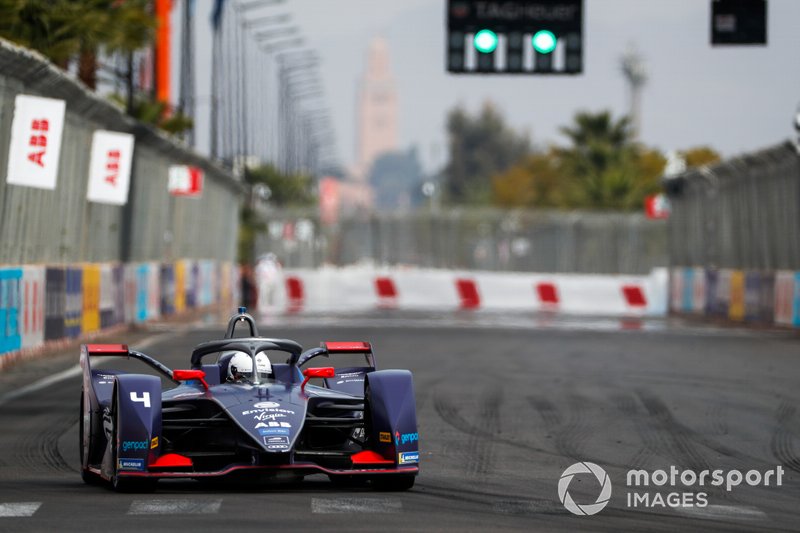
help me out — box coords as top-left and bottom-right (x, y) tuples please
(185, 0), (800, 174)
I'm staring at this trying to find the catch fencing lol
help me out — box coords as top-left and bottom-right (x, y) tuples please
(0, 38), (243, 265)
(666, 141), (800, 327)
(256, 208), (667, 275)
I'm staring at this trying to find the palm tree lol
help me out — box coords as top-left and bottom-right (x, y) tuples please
(0, 0), (154, 90)
(557, 110), (647, 210)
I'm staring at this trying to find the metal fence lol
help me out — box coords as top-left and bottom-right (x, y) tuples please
(0, 39), (242, 265)
(256, 208), (667, 275)
(666, 141), (800, 271)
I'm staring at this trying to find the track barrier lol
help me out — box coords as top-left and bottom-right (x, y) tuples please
(0, 259), (239, 368)
(261, 266), (668, 317)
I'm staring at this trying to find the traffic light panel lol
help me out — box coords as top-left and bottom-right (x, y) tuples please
(447, 0), (583, 75)
(711, 0), (767, 45)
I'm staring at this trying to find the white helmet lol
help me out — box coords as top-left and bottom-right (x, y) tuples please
(228, 351), (272, 380)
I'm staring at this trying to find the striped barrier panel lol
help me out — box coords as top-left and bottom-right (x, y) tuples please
(44, 267), (65, 341)
(82, 264), (101, 335)
(774, 271), (799, 327)
(175, 260), (186, 313)
(160, 263), (176, 316)
(146, 262), (160, 321)
(64, 267), (82, 338)
(99, 264), (115, 329)
(0, 268), (22, 355)
(21, 266), (45, 350)
(729, 270), (746, 322)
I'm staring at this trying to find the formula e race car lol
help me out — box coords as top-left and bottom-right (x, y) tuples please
(79, 309), (419, 492)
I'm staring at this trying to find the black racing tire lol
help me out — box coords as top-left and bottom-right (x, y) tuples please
(79, 389), (100, 485)
(370, 474), (415, 492)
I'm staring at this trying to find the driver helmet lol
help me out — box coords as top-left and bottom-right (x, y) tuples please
(228, 351), (272, 381)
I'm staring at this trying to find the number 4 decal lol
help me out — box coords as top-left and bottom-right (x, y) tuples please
(130, 391), (151, 408)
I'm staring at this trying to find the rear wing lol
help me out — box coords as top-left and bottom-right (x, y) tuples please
(80, 343), (175, 382)
(292, 341), (376, 369)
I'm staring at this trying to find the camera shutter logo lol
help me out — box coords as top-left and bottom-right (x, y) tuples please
(558, 462), (612, 516)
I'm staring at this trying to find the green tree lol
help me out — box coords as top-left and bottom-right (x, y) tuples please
(492, 150), (563, 208)
(238, 164), (315, 263)
(681, 146), (721, 168)
(0, 0), (154, 88)
(492, 110), (668, 211)
(556, 110), (664, 210)
(444, 102), (530, 205)
(244, 164), (315, 207)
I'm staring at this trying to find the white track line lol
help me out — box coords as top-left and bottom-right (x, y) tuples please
(0, 332), (173, 407)
(128, 499), (222, 515)
(0, 502), (41, 517)
(676, 504), (767, 521)
(311, 498), (402, 514)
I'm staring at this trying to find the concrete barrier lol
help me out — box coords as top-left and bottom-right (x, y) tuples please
(266, 266), (668, 317)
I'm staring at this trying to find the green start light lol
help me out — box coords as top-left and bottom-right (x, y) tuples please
(532, 30), (557, 54)
(473, 29), (498, 53)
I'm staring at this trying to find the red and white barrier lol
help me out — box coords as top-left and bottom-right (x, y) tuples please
(261, 266), (668, 317)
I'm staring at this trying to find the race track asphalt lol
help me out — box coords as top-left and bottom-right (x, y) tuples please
(0, 312), (798, 532)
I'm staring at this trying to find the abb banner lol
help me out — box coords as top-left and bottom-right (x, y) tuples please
(169, 165), (204, 197)
(6, 94), (66, 190)
(86, 131), (135, 205)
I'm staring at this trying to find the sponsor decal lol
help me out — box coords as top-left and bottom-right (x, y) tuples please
(337, 372), (363, 379)
(379, 432), (391, 443)
(252, 412), (288, 422)
(396, 432), (418, 446)
(398, 452), (419, 465)
(264, 436), (290, 446)
(122, 440), (149, 452)
(335, 379), (364, 385)
(255, 421), (291, 429)
(267, 445), (290, 450)
(150, 436), (159, 449)
(253, 401), (280, 409)
(259, 428), (290, 436)
(243, 407), (295, 417)
(118, 458), (145, 471)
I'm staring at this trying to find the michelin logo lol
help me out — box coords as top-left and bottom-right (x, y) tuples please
(118, 458), (145, 471)
(398, 452), (419, 465)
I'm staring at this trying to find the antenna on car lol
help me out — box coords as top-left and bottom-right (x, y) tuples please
(224, 307), (260, 339)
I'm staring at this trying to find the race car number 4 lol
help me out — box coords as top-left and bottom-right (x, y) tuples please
(130, 391), (151, 408)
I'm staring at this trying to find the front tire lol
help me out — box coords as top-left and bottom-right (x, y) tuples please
(79, 389), (100, 485)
